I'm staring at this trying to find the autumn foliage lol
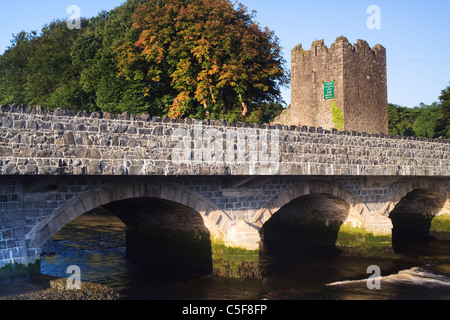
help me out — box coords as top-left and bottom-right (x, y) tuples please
(0, 0), (288, 123)
(117, 0), (288, 120)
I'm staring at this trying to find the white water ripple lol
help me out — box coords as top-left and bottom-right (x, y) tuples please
(326, 267), (450, 288)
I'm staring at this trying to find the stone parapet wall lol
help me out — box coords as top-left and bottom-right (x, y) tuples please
(0, 104), (449, 177)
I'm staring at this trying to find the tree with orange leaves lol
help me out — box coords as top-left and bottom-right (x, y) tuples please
(117, 0), (288, 121)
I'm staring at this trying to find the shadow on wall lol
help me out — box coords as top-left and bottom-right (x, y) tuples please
(102, 197), (213, 277)
(390, 189), (449, 253)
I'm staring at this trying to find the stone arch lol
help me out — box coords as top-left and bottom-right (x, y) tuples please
(382, 179), (450, 251)
(25, 182), (232, 249)
(381, 178), (450, 218)
(251, 180), (370, 229)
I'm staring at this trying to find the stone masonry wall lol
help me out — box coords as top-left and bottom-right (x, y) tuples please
(2, 175), (449, 270)
(343, 39), (388, 134)
(275, 36), (388, 134)
(0, 104), (449, 178)
(288, 38), (345, 130)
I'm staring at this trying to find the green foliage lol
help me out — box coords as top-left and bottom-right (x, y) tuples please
(388, 99), (448, 139)
(0, 31), (37, 105)
(412, 105), (442, 138)
(117, 0), (288, 121)
(0, 20), (88, 109)
(439, 84), (450, 138)
(331, 100), (344, 131)
(71, 0), (151, 113)
(0, 0), (288, 124)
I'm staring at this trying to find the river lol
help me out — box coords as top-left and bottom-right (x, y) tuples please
(39, 213), (450, 300)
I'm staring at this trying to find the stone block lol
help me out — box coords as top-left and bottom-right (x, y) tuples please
(24, 165), (38, 175)
(194, 200), (209, 216)
(209, 210), (223, 226)
(187, 193), (198, 210)
(3, 163), (18, 175)
(87, 160), (102, 175)
(86, 149), (101, 159)
(75, 146), (88, 158)
(30, 225), (53, 248)
(63, 132), (75, 145)
(64, 207), (79, 222)
(47, 212), (71, 235)
(0, 147), (12, 157)
(160, 186), (176, 202)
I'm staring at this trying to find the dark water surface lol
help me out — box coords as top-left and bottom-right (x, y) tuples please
(40, 214), (450, 300)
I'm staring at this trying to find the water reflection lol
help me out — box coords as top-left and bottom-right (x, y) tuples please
(41, 214), (450, 300)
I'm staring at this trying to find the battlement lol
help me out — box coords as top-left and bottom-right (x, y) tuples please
(292, 36), (385, 58)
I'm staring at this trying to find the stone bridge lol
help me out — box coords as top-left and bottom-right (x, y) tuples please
(0, 104), (449, 277)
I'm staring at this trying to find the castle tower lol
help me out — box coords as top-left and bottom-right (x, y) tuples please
(275, 36), (388, 134)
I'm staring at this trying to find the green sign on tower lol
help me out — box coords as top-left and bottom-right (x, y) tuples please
(324, 81), (335, 100)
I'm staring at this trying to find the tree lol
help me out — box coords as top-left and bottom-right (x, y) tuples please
(25, 20), (86, 109)
(0, 20), (87, 109)
(0, 0), (287, 122)
(388, 104), (416, 136)
(72, 0), (153, 113)
(388, 98), (448, 139)
(412, 106), (442, 138)
(0, 31), (37, 105)
(117, 0), (288, 121)
(438, 84), (450, 138)
(387, 104), (401, 135)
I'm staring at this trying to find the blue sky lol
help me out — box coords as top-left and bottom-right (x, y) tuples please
(1, 0), (449, 108)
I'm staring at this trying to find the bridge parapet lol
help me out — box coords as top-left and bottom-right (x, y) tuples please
(0, 104), (449, 177)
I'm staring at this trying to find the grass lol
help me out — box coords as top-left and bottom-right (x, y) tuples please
(430, 215), (450, 233)
(211, 240), (260, 279)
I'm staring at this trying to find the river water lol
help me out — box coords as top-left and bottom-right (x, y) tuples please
(40, 214), (450, 300)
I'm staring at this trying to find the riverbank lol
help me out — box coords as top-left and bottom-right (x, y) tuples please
(0, 275), (119, 300)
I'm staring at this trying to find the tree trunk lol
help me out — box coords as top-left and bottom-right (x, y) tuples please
(241, 101), (248, 117)
(239, 94), (248, 117)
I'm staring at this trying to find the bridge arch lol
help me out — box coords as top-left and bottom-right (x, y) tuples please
(251, 180), (370, 229)
(381, 179), (450, 251)
(25, 182), (232, 250)
(381, 178), (450, 218)
(250, 180), (383, 257)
